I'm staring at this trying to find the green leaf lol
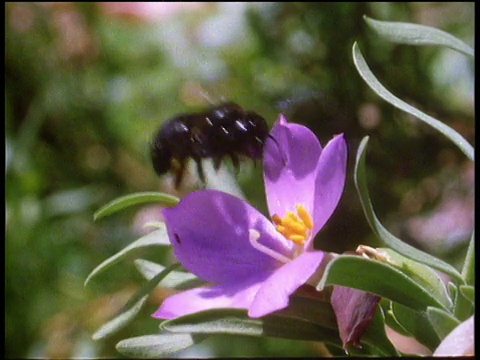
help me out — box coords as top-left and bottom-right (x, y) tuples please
(447, 282), (458, 302)
(161, 309), (263, 336)
(352, 43), (474, 162)
(461, 230), (475, 286)
(454, 285), (475, 321)
(84, 226), (171, 286)
(92, 262), (181, 340)
(94, 191), (179, 220)
(116, 333), (208, 358)
(93, 296), (148, 341)
(364, 16), (474, 57)
(316, 255), (450, 312)
(161, 308), (342, 345)
(354, 136), (464, 282)
(391, 302), (440, 351)
(381, 299), (411, 337)
(134, 259), (205, 290)
(373, 247), (453, 310)
(426, 307), (461, 340)
(458, 285), (475, 305)
(142, 221), (167, 230)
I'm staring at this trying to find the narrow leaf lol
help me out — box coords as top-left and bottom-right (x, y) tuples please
(391, 302), (441, 351)
(352, 43), (474, 162)
(116, 333), (208, 358)
(143, 221), (167, 230)
(381, 299), (411, 337)
(161, 309), (263, 336)
(458, 285), (474, 305)
(316, 255), (450, 312)
(93, 296), (148, 340)
(134, 259), (204, 290)
(427, 307), (461, 340)
(461, 230), (475, 286)
(378, 248), (453, 310)
(85, 226), (171, 286)
(161, 308), (342, 345)
(92, 263), (181, 340)
(354, 136), (463, 282)
(364, 16), (474, 57)
(94, 192), (179, 220)
(454, 286), (475, 322)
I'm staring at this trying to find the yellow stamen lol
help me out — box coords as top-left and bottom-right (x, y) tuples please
(272, 204), (314, 246)
(286, 211), (299, 222)
(282, 217), (307, 233)
(296, 204), (314, 229)
(289, 234), (306, 245)
(272, 214), (283, 225)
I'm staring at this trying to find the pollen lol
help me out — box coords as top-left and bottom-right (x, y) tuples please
(272, 204), (314, 246)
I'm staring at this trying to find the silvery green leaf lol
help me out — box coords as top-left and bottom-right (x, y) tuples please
(391, 302), (440, 351)
(161, 308), (341, 345)
(316, 254), (450, 312)
(134, 259), (204, 290)
(354, 136), (463, 282)
(352, 43), (474, 162)
(454, 285), (475, 322)
(161, 309), (263, 336)
(427, 306), (461, 340)
(375, 247), (453, 310)
(364, 16), (474, 57)
(461, 230), (475, 286)
(116, 333), (208, 358)
(92, 262), (181, 340)
(93, 296), (148, 340)
(458, 285), (474, 305)
(94, 191), (179, 220)
(85, 226), (171, 286)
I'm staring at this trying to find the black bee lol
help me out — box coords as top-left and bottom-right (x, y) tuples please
(151, 102), (270, 188)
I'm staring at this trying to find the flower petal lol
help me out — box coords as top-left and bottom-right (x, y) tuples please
(152, 277), (267, 319)
(264, 115), (322, 218)
(163, 189), (291, 284)
(311, 134), (347, 240)
(433, 315), (474, 356)
(331, 285), (380, 349)
(248, 250), (326, 318)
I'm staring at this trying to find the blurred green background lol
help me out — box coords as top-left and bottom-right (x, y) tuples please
(6, 2), (474, 358)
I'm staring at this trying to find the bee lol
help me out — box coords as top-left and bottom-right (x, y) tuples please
(150, 102), (270, 188)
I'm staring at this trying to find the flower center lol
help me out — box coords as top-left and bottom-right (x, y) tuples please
(271, 204), (314, 246)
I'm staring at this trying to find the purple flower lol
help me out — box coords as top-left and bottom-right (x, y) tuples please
(153, 115), (347, 319)
(331, 285), (381, 349)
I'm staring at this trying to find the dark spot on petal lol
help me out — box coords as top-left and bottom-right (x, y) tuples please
(174, 233), (181, 244)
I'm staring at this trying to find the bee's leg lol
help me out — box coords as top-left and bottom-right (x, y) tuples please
(171, 158), (186, 189)
(230, 153), (240, 173)
(194, 158), (206, 185)
(213, 156), (223, 171)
